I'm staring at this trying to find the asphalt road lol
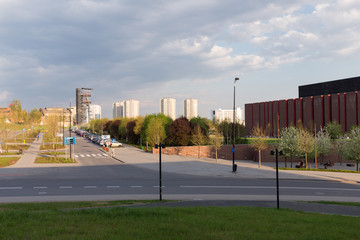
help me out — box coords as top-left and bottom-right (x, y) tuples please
(0, 133), (360, 203)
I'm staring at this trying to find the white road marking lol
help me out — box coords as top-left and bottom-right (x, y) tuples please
(102, 153), (107, 156)
(131, 186), (143, 188)
(86, 154), (91, 157)
(0, 187), (23, 190)
(97, 154), (102, 157)
(84, 186), (97, 189)
(179, 186), (360, 191)
(75, 155), (79, 158)
(106, 186), (120, 188)
(59, 186), (73, 189)
(33, 186), (48, 189)
(153, 186), (165, 188)
(80, 154), (85, 157)
(91, 154), (97, 157)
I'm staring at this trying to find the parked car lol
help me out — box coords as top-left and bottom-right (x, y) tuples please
(111, 140), (122, 147)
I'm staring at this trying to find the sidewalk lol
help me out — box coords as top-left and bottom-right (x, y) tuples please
(7, 132), (79, 168)
(113, 144), (360, 184)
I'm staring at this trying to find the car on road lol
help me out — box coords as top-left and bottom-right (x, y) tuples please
(110, 140), (122, 147)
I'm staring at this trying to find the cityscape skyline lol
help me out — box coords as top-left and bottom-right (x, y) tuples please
(0, 1), (359, 119)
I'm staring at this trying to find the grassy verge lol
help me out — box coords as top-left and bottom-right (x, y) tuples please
(0, 202), (358, 239)
(39, 151), (66, 155)
(40, 144), (65, 150)
(7, 138), (35, 143)
(278, 167), (360, 174)
(35, 157), (77, 163)
(1, 144), (30, 150)
(309, 201), (360, 207)
(0, 152), (22, 155)
(0, 157), (21, 167)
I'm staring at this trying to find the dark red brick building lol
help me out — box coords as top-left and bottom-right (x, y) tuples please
(245, 76), (360, 136)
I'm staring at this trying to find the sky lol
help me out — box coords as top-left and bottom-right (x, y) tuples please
(0, 0), (359, 119)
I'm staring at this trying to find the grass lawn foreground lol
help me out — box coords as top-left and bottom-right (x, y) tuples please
(0, 201), (358, 239)
(35, 156), (77, 164)
(0, 157), (21, 167)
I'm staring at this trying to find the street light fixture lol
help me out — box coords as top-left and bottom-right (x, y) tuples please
(232, 77), (239, 172)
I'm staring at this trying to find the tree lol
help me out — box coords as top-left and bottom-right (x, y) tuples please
(191, 125), (206, 158)
(278, 126), (298, 168)
(9, 100), (27, 124)
(324, 121), (343, 139)
(167, 117), (192, 146)
(141, 114), (172, 145)
(109, 119), (121, 139)
(295, 128), (314, 168)
(134, 116), (144, 146)
(0, 117), (15, 152)
(145, 117), (166, 147)
(126, 120), (138, 144)
(250, 125), (268, 168)
(190, 117), (211, 138)
(29, 108), (42, 125)
(316, 128), (332, 165)
(209, 126), (223, 163)
(45, 115), (60, 157)
(341, 127), (360, 171)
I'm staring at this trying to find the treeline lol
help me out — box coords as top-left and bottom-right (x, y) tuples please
(86, 114), (246, 147)
(251, 121), (360, 170)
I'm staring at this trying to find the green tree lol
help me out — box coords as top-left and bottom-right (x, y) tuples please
(145, 117), (166, 147)
(278, 126), (298, 168)
(168, 117), (192, 146)
(209, 126), (223, 163)
(0, 117), (15, 152)
(324, 121), (343, 139)
(28, 108), (42, 125)
(45, 115), (60, 158)
(341, 127), (360, 171)
(9, 100), (27, 124)
(316, 128), (332, 165)
(250, 125), (268, 168)
(141, 114), (172, 145)
(295, 128), (314, 168)
(191, 125), (206, 158)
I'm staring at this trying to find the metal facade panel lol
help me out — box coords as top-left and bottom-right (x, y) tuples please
(313, 95), (323, 130)
(287, 99), (295, 127)
(279, 100), (287, 130)
(295, 98), (303, 127)
(331, 94), (340, 124)
(245, 104), (253, 136)
(339, 94), (346, 132)
(302, 97), (313, 130)
(324, 94), (332, 124)
(346, 92), (357, 130)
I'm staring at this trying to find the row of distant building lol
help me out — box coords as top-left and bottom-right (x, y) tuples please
(112, 98), (244, 124)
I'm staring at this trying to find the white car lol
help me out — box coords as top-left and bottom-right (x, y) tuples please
(111, 140), (122, 147)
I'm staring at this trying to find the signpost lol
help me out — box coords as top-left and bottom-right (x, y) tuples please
(64, 137), (75, 159)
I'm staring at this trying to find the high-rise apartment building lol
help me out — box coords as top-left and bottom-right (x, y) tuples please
(160, 98), (176, 120)
(112, 100), (139, 118)
(124, 99), (139, 118)
(211, 107), (244, 124)
(183, 98), (198, 120)
(113, 101), (124, 118)
(84, 104), (102, 123)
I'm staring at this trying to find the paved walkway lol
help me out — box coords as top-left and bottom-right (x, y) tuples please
(6, 132), (79, 168)
(112, 144), (360, 184)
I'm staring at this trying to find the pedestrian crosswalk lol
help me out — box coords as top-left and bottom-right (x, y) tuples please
(74, 153), (109, 158)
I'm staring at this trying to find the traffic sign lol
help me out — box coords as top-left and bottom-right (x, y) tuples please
(64, 137), (75, 145)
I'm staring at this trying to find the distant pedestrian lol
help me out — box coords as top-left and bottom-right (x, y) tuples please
(110, 148), (115, 158)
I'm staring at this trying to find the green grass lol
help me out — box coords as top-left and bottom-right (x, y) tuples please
(309, 201), (360, 207)
(0, 202), (358, 239)
(278, 167), (360, 173)
(0, 152), (22, 155)
(35, 156), (77, 163)
(40, 144), (65, 150)
(0, 157), (21, 167)
(1, 144), (30, 150)
(39, 151), (66, 155)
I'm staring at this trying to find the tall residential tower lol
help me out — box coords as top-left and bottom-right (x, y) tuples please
(183, 98), (198, 120)
(160, 97), (176, 120)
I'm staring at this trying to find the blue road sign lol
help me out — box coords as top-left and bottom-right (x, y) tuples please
(231, 147), (234, 153)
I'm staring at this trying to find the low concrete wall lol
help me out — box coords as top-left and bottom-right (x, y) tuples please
(152, 144), (353, 164)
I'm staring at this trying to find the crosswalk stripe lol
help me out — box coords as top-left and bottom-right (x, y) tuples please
(92, 154), (97, 157)
(86, 154), (91, 157)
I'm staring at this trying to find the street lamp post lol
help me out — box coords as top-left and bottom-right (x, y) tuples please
(232, 77), (239, 172)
